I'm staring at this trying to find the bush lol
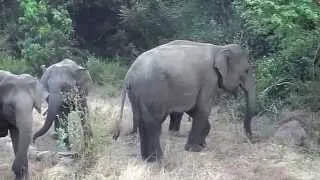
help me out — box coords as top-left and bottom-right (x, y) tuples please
(238, 0), (320, 110)
(86, 56), (128, 94)
(16, 0), (73, 75)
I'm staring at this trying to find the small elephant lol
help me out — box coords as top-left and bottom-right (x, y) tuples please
(32, 59), (93, 149)
(113, 40), (257, 162)
(0, 70), (48, 180)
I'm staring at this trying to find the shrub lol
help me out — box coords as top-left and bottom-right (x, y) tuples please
(86, 56), (128, 86)
(238, 0), (320, 110)
(17, 0), (73, 75)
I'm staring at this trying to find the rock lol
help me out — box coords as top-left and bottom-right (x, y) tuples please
(273, 120), (307, 146)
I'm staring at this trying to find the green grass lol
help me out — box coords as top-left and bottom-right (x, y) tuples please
(86, 56), (129, 97)
(0, 53), (32, 74)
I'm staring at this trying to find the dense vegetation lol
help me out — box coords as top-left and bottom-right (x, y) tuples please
(0, 0), (319, 110)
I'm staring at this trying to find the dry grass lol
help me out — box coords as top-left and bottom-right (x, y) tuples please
(1, 90), (320, 180)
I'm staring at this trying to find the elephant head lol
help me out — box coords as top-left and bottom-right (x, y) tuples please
(32, 59), (92, 143)
(213, 44), (257, 136)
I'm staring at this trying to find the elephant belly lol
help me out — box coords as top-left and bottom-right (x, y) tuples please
(0, 121), (9, 137)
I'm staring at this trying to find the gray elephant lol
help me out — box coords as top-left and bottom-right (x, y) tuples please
(113, 40), (257, 162)
(0, 70), (48, 180)
(32, 59), (93, 149)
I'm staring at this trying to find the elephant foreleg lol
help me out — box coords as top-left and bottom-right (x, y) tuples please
(185, 109), (210, 152)
(138, 120), (162, 162)
(169, 112), (183, 131)
(10, 123), (31, 180)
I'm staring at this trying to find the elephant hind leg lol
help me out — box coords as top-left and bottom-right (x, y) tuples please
(128, 90), (139, 134)
(138, 104), (163, 162)
(138, 120), (162, 162)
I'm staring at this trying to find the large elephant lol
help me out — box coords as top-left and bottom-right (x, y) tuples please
(32, 59), (93, 149)
(0, 70), (48, 180)
(113, 40), (257, 162)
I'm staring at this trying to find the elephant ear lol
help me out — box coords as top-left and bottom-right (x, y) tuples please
(213, 48), (230, 88)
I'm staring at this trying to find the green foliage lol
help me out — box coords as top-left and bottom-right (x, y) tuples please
(172, 0), (242, 44)
(120, 0), (243, 50)
(119, 0), (177, 49)
(17, 0), (73, 74)
(238, 0), (320, 109)
(87, 57), (128, 86)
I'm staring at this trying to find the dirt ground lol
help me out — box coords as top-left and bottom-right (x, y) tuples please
(1, 92), (320, 180)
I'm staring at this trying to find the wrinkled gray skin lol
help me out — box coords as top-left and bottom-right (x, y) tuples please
(32, 59), (93, 149)
(113, 40), (257, 162)
(0, 70), (48, 180)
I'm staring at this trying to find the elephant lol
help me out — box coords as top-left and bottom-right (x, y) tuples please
(112, 40), (257, 162)
(0, 70), (48, 180)
(32, 59), (93, 149)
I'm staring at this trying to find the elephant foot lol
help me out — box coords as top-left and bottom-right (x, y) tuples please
(14, 175), (28, 180)
(15, 174), (29, 180)
(12, 164), (29, 180)
(184, 144), (205, 152)
(142, 151), (163, 163)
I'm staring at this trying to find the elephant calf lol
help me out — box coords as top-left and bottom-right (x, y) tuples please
(113, 40), (257, 162)
(32, 59), (93, 150)
(0, 70), (48, 180)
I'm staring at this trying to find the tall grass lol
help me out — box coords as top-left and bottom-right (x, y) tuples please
(86, 56), (129, 97)
(0, 53), (32, 74)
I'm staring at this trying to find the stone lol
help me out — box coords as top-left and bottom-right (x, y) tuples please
(273, 120), (307, 146)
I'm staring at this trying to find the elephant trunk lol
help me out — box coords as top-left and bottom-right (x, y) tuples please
(33, 93), (62, 143)
(241, 70), (257, 138)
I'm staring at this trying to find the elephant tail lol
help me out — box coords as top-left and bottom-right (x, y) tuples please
(112, 86), (127, 140)
(33, 93), (61, 143)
